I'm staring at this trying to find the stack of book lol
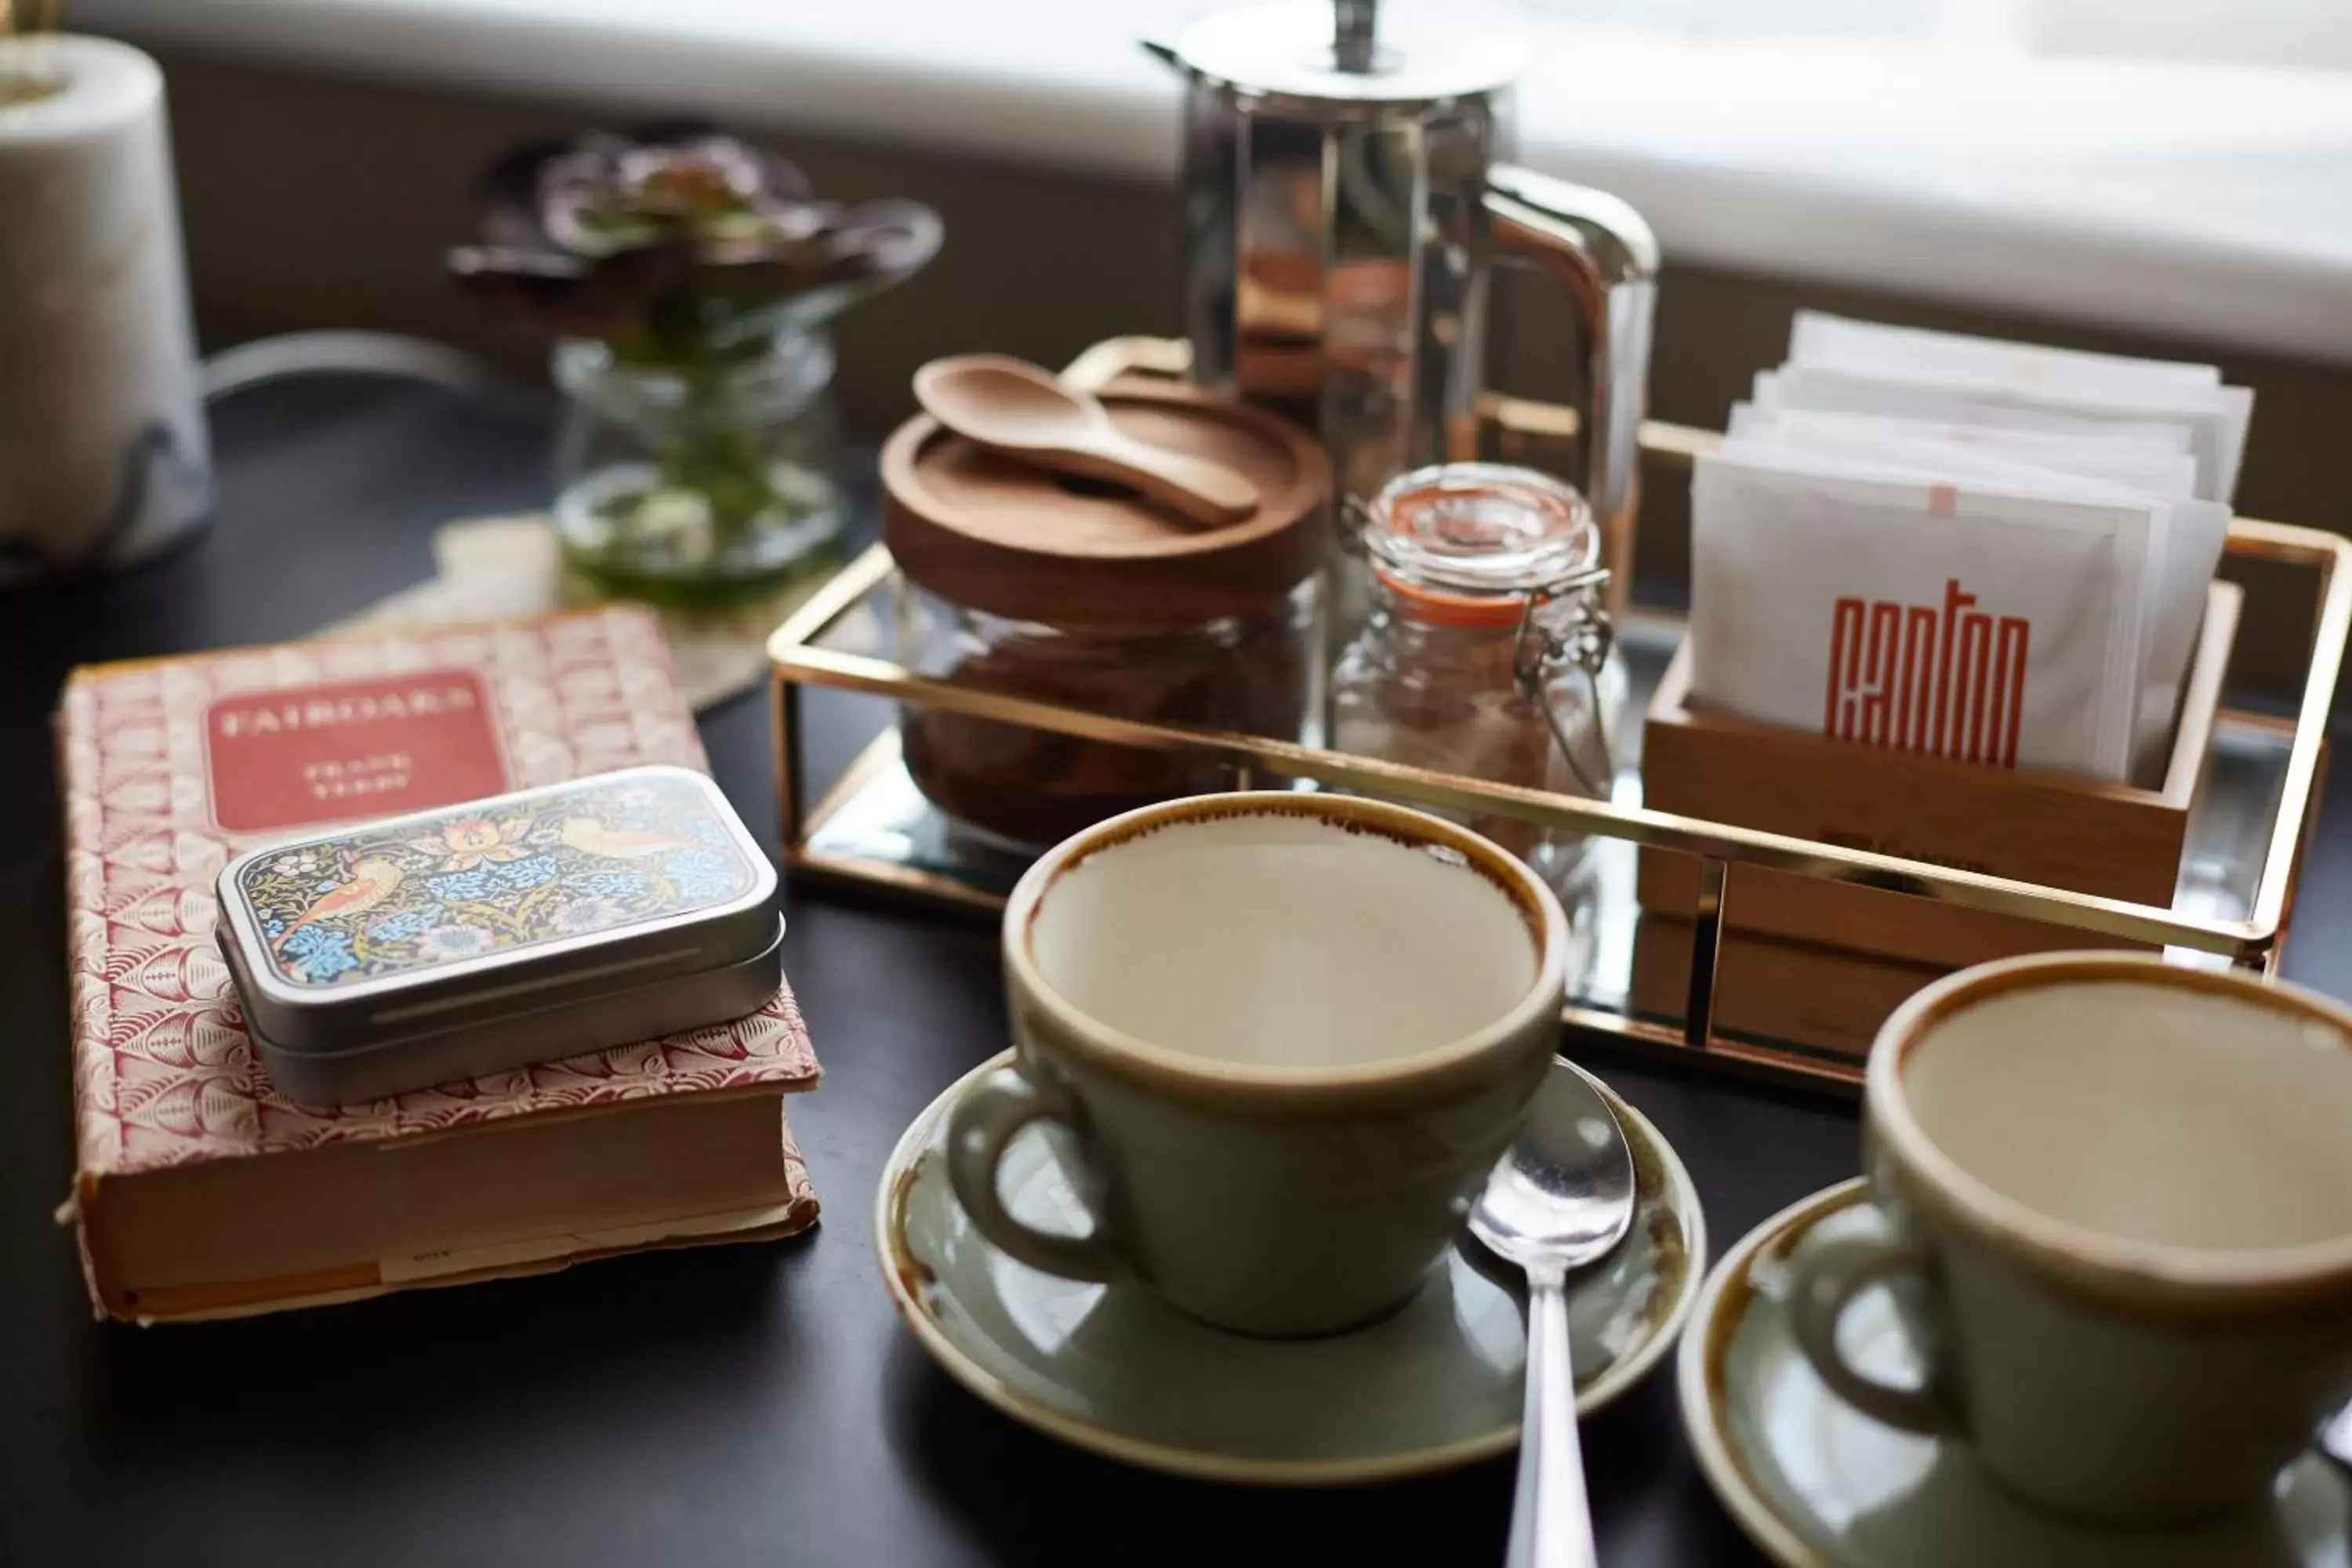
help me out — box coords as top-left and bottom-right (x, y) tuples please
(59, 606), (821, 1322)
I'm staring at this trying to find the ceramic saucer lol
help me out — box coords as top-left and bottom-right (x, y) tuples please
(877, 1051), (1708, 1485)
(1678, 1179), (2352, 1567)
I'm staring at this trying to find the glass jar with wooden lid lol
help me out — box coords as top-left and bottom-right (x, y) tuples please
(883, 379), (1330, 850)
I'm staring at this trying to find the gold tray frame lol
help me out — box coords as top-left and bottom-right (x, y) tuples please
(768, 335), (2350, 1087)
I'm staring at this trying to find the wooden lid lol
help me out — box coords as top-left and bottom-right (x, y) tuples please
(882, 378), (1330, 630)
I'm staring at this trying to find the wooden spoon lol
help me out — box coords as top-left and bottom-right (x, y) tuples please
(914, 355), (1261, 527)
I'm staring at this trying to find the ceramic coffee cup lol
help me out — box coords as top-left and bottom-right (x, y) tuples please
(948, 791), (1569, 1338)
(1789, 952), (2352, 1526)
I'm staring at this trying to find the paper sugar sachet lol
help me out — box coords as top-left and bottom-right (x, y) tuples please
(1788, 313), (2228, 405)
(1725, 405), (2197, 495)
(1721, 405), (2227, 776)
(1693, 450), (2153, 780)
(1690, 316), (2249, 786)
(1761, 310), (2255, 503)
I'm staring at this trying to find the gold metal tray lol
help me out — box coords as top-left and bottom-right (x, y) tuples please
(768, 336), (2349, 1088)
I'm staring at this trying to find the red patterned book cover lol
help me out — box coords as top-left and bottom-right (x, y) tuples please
(59, 607), (821, 1321)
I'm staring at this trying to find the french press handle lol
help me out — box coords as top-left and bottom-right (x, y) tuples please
(1478, 169), (1660, 538)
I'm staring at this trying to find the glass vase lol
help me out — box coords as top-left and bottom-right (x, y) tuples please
(550, 325), (848, 610)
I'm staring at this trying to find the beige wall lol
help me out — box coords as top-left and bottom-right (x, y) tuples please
(152, 49), (2350, 677)
(159, 53), (1182, 423)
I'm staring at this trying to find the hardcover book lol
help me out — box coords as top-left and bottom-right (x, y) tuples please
(59, 607), (821, 1322)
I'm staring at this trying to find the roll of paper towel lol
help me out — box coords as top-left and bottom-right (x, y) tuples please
(0, 36), (212, 579)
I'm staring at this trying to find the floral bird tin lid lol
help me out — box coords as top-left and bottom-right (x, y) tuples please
(216, 766), (779, 1056)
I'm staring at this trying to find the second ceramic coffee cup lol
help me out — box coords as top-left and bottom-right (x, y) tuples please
(948, 791), (1569, 1337)
(1790, 953), (2352, 1526)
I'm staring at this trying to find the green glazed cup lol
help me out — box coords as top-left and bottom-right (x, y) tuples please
(948, 791), (1570, 1338)
(1790, 953), (2352, 1526)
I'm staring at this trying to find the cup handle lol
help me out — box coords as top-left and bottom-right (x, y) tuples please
(1785, 1229), (1956, 1435)
(946, 1065), (1123, 1283)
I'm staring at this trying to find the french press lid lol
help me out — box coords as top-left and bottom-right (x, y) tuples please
(1160, 0), (1525, 107)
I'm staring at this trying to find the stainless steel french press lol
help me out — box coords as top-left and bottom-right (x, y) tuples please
(1147, 0), (1659, 616)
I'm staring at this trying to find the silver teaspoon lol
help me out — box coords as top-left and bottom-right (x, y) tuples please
(1471, 1058), (1639, 1568)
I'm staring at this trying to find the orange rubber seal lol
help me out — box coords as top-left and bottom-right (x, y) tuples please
(1370, 566), (1530, 630)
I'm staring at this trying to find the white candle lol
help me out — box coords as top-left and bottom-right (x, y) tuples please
(0, 34), (211, 579)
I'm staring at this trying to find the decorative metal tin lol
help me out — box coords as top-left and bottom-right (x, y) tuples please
(216, 765), (781, 1104)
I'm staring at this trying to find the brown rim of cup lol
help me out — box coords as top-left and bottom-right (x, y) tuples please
(1868, 952), (2352, 1319)
(1002, 791), (1570, 1120)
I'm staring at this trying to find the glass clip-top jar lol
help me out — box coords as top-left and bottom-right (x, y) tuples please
(1331, 462), (1619, 893)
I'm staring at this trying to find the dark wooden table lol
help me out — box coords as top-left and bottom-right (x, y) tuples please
(5, 377), (2349, 1566)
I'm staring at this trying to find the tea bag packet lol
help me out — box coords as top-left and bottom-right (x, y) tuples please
(1788, 312), (2227, 404)
(1689, 316), (2247, 784)
(1722, 408), (2227, 775)
(1726, 405), (2198, 495)
(1753, 365), (2249, 505)
(1690, 448), (2152, 782)
(1757, 315), (2253, 503)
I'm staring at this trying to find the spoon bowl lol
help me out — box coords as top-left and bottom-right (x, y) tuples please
(1472, 1057), (1639, 1568)
(1472, 1062), (1640, 1272)
(918, 358), (1104, 447)
(914, 354), (1261, 527)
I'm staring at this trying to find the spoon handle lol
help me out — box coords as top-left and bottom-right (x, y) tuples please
(1066, 433), (1259, 527)
(1505, 1271), (1599, 1568)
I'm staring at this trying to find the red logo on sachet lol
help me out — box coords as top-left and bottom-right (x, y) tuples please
(1824, 579), (2029, 767)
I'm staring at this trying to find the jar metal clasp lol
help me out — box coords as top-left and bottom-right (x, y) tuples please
(1510, 565), (1617, 801)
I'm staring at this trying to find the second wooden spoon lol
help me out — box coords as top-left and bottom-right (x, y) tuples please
(914, 355), (1261, 527)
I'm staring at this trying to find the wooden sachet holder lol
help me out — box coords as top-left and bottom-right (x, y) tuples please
(1637, 580), (2243, 968)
